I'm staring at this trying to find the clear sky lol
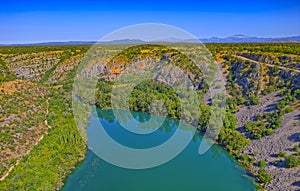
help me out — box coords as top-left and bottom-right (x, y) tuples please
(1, 0), (300, 44)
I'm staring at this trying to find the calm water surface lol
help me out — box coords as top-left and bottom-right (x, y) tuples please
(62, 110), (256, 191)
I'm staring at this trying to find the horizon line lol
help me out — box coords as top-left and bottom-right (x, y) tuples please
(1, 34), (300, 45)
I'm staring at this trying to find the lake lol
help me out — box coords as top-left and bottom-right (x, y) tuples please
(62, 110), (256, 191)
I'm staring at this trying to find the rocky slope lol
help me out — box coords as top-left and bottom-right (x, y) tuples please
(0, 80), (49, 178)
(242, 109), (300, 191)
(3, 51), (63, 81)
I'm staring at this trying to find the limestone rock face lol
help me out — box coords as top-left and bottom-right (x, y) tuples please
(4, 51), (63, 81)
(230, 60), (261, 96)
(78, 51), (205, 90)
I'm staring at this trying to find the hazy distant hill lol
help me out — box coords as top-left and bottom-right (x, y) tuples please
(199, 34), (300, 43)
(152, 34), (300, 43)
(1, 35), (299, 46)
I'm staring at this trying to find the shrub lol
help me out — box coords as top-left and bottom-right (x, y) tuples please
(276, 101), (286, 110)
(257, 168), (272, 184)
(244, 121), (266, 139)
(218, 128), (250, 152)
(223, 112), (237, 129)
(263, 128), (274, 136)
(277, 152), (286, 158)
(263, 86), (275, 95)
(250, 95), (260, 105)
(258, 160), (268, 168)
(238, 154), (254, 168)
(285, 155), (300, 168)
(270, 119), (282, 129)
(285, 107), (294, 113)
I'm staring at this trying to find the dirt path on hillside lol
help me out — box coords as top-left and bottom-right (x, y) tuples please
(234, 55), (300, 73)
(0, 97), (51, 182)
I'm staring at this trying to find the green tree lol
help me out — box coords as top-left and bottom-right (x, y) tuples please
(257, 168), (272, 184)
(223, 112), (237, 129)
(258, 160), (267, 168)
(249, 95), (260, 105)
(285, 155), (300, 168)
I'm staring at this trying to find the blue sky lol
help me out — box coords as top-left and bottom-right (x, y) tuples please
(1, 0), (300, 43)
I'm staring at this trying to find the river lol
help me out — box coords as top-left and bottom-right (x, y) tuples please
(62, 110), (256, 191)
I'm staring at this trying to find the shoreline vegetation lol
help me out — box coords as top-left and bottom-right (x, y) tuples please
(0, 43), (299, 190)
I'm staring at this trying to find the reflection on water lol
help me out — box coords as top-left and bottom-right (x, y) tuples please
(62, 110), (255, 191)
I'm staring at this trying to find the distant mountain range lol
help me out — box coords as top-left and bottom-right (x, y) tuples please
(199, 34), (300, 43)
(158, 34), (300, 43)
(2, 35), (300, 46)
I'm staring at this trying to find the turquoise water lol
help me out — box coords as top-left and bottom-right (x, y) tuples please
(62, 110), (256, 191)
